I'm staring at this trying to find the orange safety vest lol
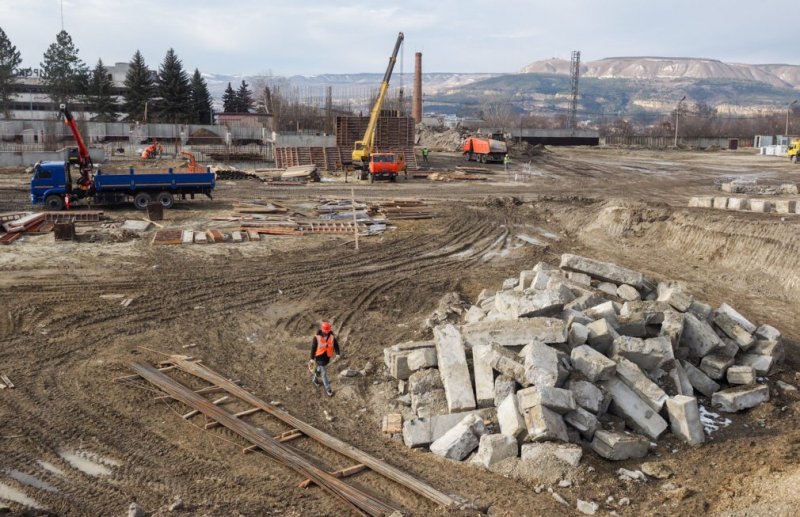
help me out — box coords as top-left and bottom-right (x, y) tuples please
(315, 334), (335, 358)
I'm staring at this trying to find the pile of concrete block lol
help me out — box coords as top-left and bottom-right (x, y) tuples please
(689, 195), (800, 215)
(384, 253), (784, 466)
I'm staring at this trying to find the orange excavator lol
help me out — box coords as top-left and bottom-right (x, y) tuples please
(180, 151), (204, 172)
(141, 140), (163, 159)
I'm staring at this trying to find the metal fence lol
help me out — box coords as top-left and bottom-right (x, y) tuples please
(601, 136), (755, 149)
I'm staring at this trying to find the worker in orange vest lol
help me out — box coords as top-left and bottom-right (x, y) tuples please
(310, 321), (340, 397)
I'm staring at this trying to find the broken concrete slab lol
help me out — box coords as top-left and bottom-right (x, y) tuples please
(493, 286), (575, 319)
(774, 200), (796, 214)
(602, 377), (668, 440)
(497, 392), (527, 442)
(488, 344), (527, 386)
(121, 219), (152, 232)
(616, 284), (641, 301)
(433, 324), (477, 413)
(568, 322), (589, 347)
(660, 310), (684, 348)
(614, 357), (668, 412)
(737, 353), (775, 376)
(620, 300), (671, 325)
(502, 278), (519, 290)
(689, 196), (713, 208)
(571, 345), (616, 382)
(464, 305), (487, 324)
(586, 319), (619, 354)
(666, 395), (704, 445)
(494, 375), (517, 407)
(461, 318), (568, 348)
(711, 384), (769, 413)
(564, 406), (599, 440)
(590, 430), (650, 461)
(715, 303), (756, 334)
(517, 270), (537, 291)
(667, 362), (694, 397)
(681, 361), (721, 397)
(712, 311), (755, 351)
(523, 404), (570, 442)
(726, 365), (756, 385)
(749, 199), (772, 213)
(560, 254), (648, 290)
(713, 196), (729, 209)
(411, 389), (448, 417)
(680, 312), (724, 359)
(472, 345), (495, 409)
(403, 409), (495, 448)
(517, 386), (576, 414)
(471, 433), (518, 468)
(564, 293), (606, 313)
(408, 368), (444, 395)
(610, 335), (672, 371)
(726, 197), (749, 211)
(430, 413), (486, 460)
(699, 352), (735, 381)
(597, 282), (618, 297)
(584, 301), (619, 327)
(657, 285), (693, 312)
(567, 271), (592, 286)
(568, 380), (610, 415)
(407, 347), (438, 372)
(522, 341), (568, 388)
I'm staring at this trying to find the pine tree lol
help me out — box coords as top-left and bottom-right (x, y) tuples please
(222, 82), (236, 113)
(88, 59), (116, 121)
(123, 50), (153, 122)
(190, 68), (213, 124)
(0, 27), (22, 119)
(155, 48), (191, 123)
(235, 80), (254, 113)
(40, 30), (88, 109)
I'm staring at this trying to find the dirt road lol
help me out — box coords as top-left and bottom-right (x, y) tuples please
(1, 148), (799, 516)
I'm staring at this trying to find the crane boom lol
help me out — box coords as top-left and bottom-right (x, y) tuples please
(352, 32), (404, 167)
(59, 103), (93, 187)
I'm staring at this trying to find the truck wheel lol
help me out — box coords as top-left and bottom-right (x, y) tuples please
(793, 155), (798, 164)
(45, 194), (64, 211)
(133, 192), (152, 210)
(369, 173), (374, 183)
(480, 154), (486, 164)
(156, 191), (174, 209)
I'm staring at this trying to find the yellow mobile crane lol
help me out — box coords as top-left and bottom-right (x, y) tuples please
(352, 32), (405, 181)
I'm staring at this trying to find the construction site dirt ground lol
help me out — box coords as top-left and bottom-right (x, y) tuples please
(1, 147), (800, 516)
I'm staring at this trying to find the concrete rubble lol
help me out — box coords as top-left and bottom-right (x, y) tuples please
(384, 253), (784, 468)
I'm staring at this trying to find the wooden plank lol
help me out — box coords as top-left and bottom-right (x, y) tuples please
(183, 396), (230, 419)
(152, 229), (184, 245)
(129, 361), (401, 516)
(168, 355), (461, 509)
(299, 463), (367, 489)
(381, 414), (402, 434)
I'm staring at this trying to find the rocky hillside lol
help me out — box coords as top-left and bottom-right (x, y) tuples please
(521, 57), (800, 90)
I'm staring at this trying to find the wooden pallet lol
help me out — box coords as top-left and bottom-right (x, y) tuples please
(152, 229), (184, 245)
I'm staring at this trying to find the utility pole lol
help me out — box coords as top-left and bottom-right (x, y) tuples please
(568, 50), (581, 130)
(674, 96), (686, 148)
(786, 100), (798, 136)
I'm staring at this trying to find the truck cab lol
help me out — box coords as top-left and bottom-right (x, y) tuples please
(368, 153), (404, 182)
(789, 140), (799, 163)
(30, 161), (72, 210)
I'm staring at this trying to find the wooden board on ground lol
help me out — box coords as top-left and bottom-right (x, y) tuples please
(382, 414), (402, 434)
(152, 229), (184, 245)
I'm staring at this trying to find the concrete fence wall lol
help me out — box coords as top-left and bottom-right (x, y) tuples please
(0, 148), (106, 167)
(602, 136), (755, 149)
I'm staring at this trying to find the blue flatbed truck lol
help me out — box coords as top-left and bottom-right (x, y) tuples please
(30, 104), (215, 211)
(30, 161), (216, 210)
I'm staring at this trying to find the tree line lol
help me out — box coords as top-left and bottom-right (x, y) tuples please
(0, 27), (258, 123)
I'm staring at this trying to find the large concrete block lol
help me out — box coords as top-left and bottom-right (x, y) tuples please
(749, 199), (773, 213)
(402, 417), (433, 448)
(461, 318), (568, 349)
(523, 405), (570, 442)
(616, 284), (641, 301)
(601, 376), (669, 440)
(430, 414), (486, 460)
(774, 199), (796, 214)
(716, 303), (756, 334)
(488, 344), (527, 386)
(681, 360), (721, 397)
(522, 341), (568, 388)
(385, 341), (435, 379)
(471, 433), (519, 468)
(660, 310), (685, 348)
(657, 285), (693, 312)
(571, 345), (616, 382)
(680, 312), (724, 358)
(564, 293), (607, 313)
(564, 406), (599, 440)
(713, 196), (729, 209)
(727, 365), (756, 385)
(584, 301), (619, 327)
(560, 254), (648, 290)
(477, 289), (496, 305)
(737, 353), (775, 376)
(699, 352), (735, 381)
(407, 347), (438, 371)
(412, 389), (448, 417)
(586, 319), (619, 354)
(610, 336), (672, 371)
(521, 442), (583, 467)
(494, 374), (517, 407)
(726, 197), (749, 211)
(620, 300), (671, 325)
(530, 269), (553, 291)
(568, 380), (609, 415)
(402, 410), (493, 448)
(597, 282), (618, 297)
(464, 305), (487, 324)
(568, 322), (589, 347)
(666, 395), (704, 445)
(517, 270), (537, 291)
(567, 271), (592, 286)
(590, 430), (649, 461)
(711, 384), (769, 412)
(689, 196), (713, 208)
(497, 392), (527, 442)
(494, 286), (575, 319)
(517, 386), (576, 414)
(712, 311), (755, 351)
(751, 324), (784, 362)
(433, 325), (477, 413)
(667, 362), (694, 397)
(614, 357), (668, 412)
(472, 345), (495, 409)
(408, 368), (444, 395)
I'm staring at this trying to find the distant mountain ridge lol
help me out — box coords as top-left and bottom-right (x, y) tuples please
(520, 57), (800, 90)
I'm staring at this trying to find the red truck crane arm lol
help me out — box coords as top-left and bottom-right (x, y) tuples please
(59, 103), (93, 187)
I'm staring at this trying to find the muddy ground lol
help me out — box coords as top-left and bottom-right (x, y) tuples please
(1, 147), (800, 516)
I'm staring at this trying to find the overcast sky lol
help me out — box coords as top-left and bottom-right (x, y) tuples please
(1, 0), (796, 77)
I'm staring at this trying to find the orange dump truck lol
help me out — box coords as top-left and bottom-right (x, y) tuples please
(462, 136), (508, 163)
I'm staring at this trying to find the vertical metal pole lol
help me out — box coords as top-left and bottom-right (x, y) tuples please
(674, 96), (685, 148)
(351, 188), (359, 251)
